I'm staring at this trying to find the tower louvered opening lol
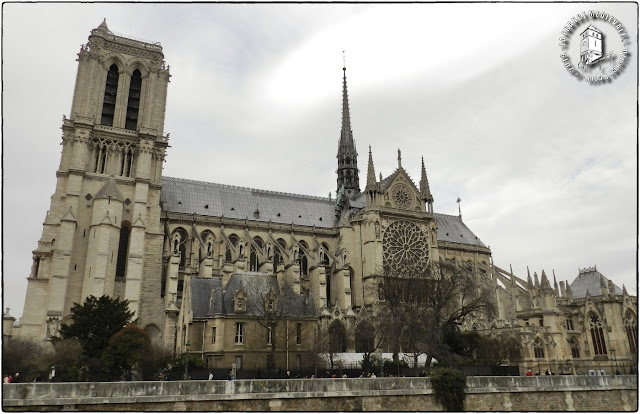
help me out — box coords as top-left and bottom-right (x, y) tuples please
(101, 64), (119, 126)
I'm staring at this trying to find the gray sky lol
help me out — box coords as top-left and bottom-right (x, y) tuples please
(3, 3), (638, 319)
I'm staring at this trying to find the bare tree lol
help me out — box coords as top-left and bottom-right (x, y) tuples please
(371, 259), (496, 373)
(474, 331), (523, 366)
(246, 276), (314, 371)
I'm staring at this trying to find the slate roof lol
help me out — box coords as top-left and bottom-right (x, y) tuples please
(162, 177), (335, 228)
(190, 273), (316, 319)
(569, 268), (623, 299)
(162, 177), (486, 249)
(434, 213), (487, 248)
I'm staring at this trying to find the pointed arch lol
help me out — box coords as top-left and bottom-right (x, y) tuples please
(125, 69), (142, 130)
(273, 238), (286, 270)
(101, 64), (120, 126)
(568, 337), (580, 358)
(299, 240), (309, 276)
(589, 312), (607, 355)
(328, 320), (347, 353)
(624, 309), (637, 354)
(115, 221), (132, 278)
(172, 228), (188, 269)
(226, 233), (239, 262)
(533, 336), (545, 359)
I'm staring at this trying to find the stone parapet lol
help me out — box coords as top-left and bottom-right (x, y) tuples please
(3, 376), (637, 411)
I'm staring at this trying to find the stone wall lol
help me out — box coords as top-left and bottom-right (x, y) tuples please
(3, 375), (637, 411)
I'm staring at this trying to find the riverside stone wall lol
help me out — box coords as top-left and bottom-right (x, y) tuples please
(3, 375), (637, 411)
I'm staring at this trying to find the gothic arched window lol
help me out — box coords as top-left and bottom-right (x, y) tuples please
(115, 223), (131, 278)
(125, 69), (142, 130)
(328, 320), (347, 353)
(299, 241), (309, 276)
(273, 239), (286, 271)
(226, 234), (239, 263)
(569, 338), (580, 358)
(589, 313), (607, 355)
(249, 237), (263, 271)
(94, 142), (107, 174)
(349, 267), (356, 308)
(101, 64), (119, 126)
(173, 228), (188, 269)
(120, 148), (134, 177)
(321, 243), (330, 265)
(533, 337), (545, 358)
(625, 311), (637, 354)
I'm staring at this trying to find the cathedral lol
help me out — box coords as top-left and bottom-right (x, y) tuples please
(10, 21), (636, 375)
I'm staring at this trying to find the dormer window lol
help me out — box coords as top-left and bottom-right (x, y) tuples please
(234, 290), (247, 313)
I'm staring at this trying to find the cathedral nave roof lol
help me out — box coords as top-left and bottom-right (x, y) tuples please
(161, 176), (335, 228)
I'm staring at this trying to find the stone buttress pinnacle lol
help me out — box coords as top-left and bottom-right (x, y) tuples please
(366, 146), (376, 189)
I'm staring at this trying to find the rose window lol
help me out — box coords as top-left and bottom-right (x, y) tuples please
(392, 184), (413, 209)
(383, 221), (429, 273)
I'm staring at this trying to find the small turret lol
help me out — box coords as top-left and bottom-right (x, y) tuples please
(565, 280), (573, 300)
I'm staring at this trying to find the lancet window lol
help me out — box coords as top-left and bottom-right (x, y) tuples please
(125, 69), (142, 130)
(625, 311), (637, 354)
(250, 237), (263, 272)
(569, 338), (580, 358)
(226, 234), (239, 263)
(273, 238), (286, 270)
(101, 64), (119, 126)
(589, 313), (607, 355)
(299, 240), (309, 276)
(115, 223), (131, 278)
(533, 337), (545, 358)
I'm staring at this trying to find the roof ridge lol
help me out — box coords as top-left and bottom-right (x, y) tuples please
(434, 212), (463, 219)
(164, 176), (333, 203)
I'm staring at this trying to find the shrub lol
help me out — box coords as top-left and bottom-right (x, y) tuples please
(431, 368), (467, 411)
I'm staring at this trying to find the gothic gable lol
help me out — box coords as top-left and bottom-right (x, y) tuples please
(380, 169), (422, 212)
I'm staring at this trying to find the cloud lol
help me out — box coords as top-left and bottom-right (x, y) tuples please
(2, 3), (637, 319)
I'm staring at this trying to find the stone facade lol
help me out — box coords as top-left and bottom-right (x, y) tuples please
(11, 21), (637, 374)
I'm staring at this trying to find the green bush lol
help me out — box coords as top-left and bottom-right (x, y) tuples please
(431, 368), (467, 411)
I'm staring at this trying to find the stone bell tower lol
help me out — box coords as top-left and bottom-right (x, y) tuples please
(20, 20), (170, 342)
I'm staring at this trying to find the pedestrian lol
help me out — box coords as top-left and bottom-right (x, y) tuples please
(208, 372), (214, 380)
(526, 369), (533, 377)
(286, 370), (291, 379)
(545, 369), (550, 375)
(370, 373), (376, 378)
(3, 375), (9, 384)
(12, 373), (20, 383)
(229, 371), (235, 381)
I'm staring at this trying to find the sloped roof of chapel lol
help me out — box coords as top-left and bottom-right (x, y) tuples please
(568, 268), (623, 299)
(189, 273), (316, 318)
(434, 213), (487, 247)
(162, 176), (335, 228)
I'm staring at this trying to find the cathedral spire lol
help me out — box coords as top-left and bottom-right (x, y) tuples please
(336, 63), (360, 197)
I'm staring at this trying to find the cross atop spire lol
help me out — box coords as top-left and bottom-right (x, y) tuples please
(336, 63), (359, 196)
